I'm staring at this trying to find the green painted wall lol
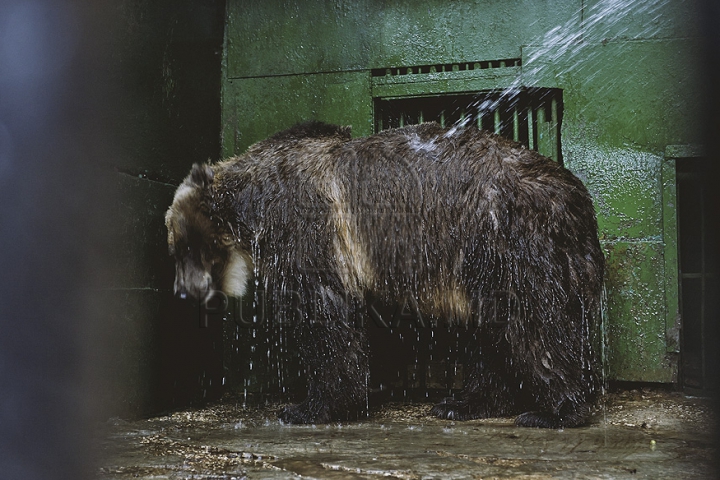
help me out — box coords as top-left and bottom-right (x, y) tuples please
(221, 0), (703, 383)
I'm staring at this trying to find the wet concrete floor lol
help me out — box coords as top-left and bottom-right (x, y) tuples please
(98, 390), (716, 479)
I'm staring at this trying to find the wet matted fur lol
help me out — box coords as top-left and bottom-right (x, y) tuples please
(165, 121), (604, 428)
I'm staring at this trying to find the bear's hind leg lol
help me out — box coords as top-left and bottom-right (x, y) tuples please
(513, 299), (600, 429)
(513, 329), (599, 428)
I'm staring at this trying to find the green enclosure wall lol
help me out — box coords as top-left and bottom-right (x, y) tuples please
(221, 0), (704, 384)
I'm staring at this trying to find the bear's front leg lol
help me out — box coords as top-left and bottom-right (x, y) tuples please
(278, 287), (368, 424)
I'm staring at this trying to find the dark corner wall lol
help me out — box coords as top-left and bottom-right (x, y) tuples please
(103, 0), (227, 418)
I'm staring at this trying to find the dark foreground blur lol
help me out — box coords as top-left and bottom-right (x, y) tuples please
(0, 1), (118, 478)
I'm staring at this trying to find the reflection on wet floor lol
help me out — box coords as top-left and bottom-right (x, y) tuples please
(98, 390), (715, 479)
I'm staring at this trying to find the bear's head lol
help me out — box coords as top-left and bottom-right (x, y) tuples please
(165, 163), (226, 303)
(166, 163), (254, 303)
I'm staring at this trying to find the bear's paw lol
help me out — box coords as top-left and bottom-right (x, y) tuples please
(430, 398), (482, 421)
(278, 402), (333, 425)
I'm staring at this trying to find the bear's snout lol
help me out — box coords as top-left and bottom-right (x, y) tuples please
(174, 262), (213, 302)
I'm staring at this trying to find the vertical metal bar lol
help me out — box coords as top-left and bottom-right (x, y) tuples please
(551, 96), (560, 163)
(513, 106), (519, 142)
(494, 109), (500, 135)
(374, 100), (382, 133)
(537, 106), (546, 155)
(419, 109), (424, 124)
(528, 108), (535, 150)
(440, 110), (445, 128)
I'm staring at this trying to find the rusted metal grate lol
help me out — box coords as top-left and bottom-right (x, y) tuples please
(374, 88), (564, 164)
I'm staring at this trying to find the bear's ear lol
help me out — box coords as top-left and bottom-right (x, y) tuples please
(190, 163), (214, 188)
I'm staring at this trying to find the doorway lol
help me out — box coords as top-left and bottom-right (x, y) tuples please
(677, 156), (717, 394)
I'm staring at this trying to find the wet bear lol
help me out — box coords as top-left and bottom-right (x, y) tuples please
(165, 121), (604, 428)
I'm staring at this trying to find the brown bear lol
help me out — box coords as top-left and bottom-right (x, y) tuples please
(165, 121), (604, 428)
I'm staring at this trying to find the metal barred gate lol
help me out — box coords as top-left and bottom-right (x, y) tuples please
(374, 89), (563, 164)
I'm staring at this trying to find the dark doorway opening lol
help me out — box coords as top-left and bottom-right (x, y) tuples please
(677, 157), (717, 394)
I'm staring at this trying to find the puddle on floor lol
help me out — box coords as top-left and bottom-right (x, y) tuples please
(97, 390), (716, 479)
